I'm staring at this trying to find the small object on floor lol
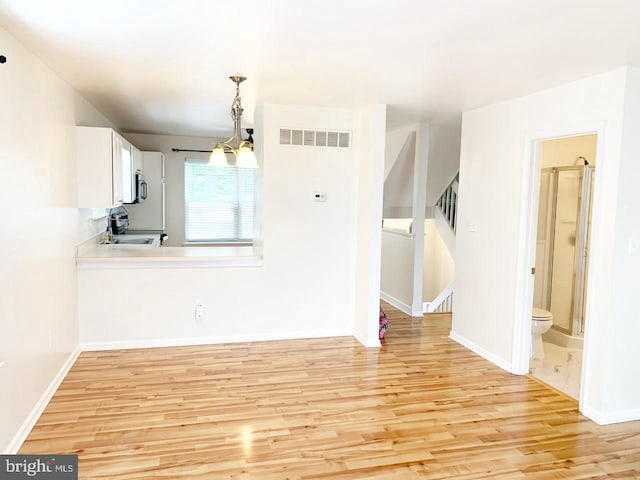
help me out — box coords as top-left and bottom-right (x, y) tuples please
(379, 308), (388, 340)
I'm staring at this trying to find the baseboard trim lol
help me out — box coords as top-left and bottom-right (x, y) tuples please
(581, 405), (640, 425)
(380, 291), (412, 316)
(353, 330), (381, 348)
(80, 329), (353, 351)
(5, 348), (81, 454)
(449, 331), (513, 373)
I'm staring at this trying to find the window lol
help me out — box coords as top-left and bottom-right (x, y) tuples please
(184, 159), (254, 243)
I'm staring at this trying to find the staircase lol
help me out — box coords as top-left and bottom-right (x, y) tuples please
(424, 283), (454, 313)
(381, 122), (460, 317)
(425, 173), (459, 313)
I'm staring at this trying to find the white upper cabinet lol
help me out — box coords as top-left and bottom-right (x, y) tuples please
(76, 127), (135, 208)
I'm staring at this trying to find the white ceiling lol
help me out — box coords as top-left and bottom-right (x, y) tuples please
(2, 0), (640, 137)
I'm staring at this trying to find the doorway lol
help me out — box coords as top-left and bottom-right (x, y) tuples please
(527, 134), (597, 400)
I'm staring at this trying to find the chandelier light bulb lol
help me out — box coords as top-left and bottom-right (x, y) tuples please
(209, 145), (228, 167)
(237, 145), (258, 169)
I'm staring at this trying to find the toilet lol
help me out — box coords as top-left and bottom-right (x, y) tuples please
(531, 308), (553, 359)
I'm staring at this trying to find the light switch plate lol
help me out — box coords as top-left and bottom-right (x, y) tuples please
(629, 238), (639, 255)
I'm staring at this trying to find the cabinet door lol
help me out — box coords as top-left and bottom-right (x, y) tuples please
(132, 146), (142, 173)
(123, 139), (134, 203)
(76, 127), (141, 208)
(77, 126), (114, 208)
(111, 133), (125, 205)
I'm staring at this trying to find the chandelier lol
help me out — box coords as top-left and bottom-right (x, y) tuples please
(209, 76), (258, 169)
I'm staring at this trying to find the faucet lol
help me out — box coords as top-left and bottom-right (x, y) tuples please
(103, 225), (113, 244)
(103, 208), (114, 244)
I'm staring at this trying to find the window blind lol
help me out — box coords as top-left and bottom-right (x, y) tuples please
(184, 159), (254, 242)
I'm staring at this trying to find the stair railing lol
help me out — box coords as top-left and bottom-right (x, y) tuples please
(424, 283), (454, 313)
(436, 173), (459, 233)
(426, 172), (459, 314)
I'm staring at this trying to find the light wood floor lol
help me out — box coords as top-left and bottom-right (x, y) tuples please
(21, 303), (640, 479)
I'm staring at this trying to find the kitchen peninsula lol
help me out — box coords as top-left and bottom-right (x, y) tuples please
(76, 239), (267, 349)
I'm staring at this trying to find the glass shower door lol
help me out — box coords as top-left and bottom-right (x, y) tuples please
(549, 168), (582, 334)
(574, 166), (595, 336)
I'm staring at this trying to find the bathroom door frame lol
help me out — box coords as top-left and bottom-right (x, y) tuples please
(512, 123), (604, 409)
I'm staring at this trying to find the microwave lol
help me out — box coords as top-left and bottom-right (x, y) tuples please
(135, 172), (148, 203)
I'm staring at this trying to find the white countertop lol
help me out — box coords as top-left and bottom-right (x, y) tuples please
(76, 235), (263, 269)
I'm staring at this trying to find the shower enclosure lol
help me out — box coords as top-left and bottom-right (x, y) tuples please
(533, 165), (595, 338)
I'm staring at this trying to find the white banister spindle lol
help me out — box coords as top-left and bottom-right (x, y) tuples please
(444, 187), (449, 219)
(451, 191), (457, 231)
(443, 187), (449, 218)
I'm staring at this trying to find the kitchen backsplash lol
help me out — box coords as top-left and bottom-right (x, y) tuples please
(77, 208), (109, 244)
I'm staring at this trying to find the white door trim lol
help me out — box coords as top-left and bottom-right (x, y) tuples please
(512, 123), (605, 412)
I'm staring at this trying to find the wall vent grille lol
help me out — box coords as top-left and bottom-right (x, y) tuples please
(279, 128), (351, 148)
(316, 131), (327, 147)
(291, 129), (303, 145)
(279, 129), (291, 144)
(304, 130), (315, 146)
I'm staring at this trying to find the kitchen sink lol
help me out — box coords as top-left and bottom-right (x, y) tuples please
(112, 237), (155, 245)
(101, 234), (159, 246)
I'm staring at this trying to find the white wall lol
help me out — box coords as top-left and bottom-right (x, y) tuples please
(453, 68), (636, 422)
(380, 230), (414, 314)
(426, 114), (462, 206)
(604, 68), (640, 417)
(0, 25), (114, 451)
(79, 104), (375, 347)
(541, 134), (598, 168)
(383, 132), (414, 218)
(123, 133), (221, 246)
(353, 105), (386, 346)
(423, 220), (455, 302)
(384, 125), (415, 180)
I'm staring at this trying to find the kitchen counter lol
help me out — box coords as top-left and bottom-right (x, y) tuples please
(76, 235), (263, 269)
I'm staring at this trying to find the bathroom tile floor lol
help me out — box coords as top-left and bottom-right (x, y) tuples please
(529, 340), (583, 400)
